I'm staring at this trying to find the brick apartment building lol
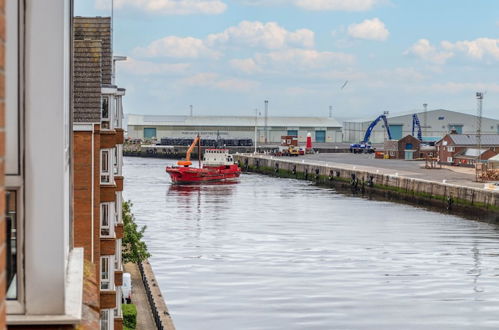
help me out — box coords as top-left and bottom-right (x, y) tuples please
(73, 17), (126, 330)
(436, 134), (499, 166)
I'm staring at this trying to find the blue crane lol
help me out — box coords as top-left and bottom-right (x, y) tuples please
(350, 114), (392, 153)
(362, 114), (392, 143)
(412, 114), (422, 141)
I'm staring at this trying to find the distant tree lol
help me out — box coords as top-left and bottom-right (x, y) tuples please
(122, 200), (151, 263)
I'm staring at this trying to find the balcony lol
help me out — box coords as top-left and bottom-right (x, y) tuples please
(100, 290), (117, 309)
(100, 238), (116, 256)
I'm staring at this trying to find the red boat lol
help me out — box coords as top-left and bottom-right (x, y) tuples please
(166, 136), (241, 184)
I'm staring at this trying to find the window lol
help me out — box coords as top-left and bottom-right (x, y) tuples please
(447, 157), (453, 163)
(100, 203), (115, 237)
(115, 192), (122, 224)
(438, 116), (445, 120)
(114, 97), (120, 129)
(6, 0), (24, 312)
(101, 149), (113, 184)
(100, 309), (112, 330)
(113, 147), (119, 175)
(447, 146), (455, 152)
(6, 191), (18, 300)
(114, 289), (122, 317)
(100, 256), (114, 290)
(115, 238), (122, 271)
(101, 97), (111, 129)
(144, 127), (157, 139)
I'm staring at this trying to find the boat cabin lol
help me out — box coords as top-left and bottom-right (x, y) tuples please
(203, 149), (234, 166)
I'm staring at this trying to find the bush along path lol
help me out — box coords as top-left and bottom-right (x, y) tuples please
(122, 201), (176, 330)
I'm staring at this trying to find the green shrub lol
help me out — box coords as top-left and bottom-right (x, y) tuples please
(122, 304), (137, 329)
(122, 201), (151, 263)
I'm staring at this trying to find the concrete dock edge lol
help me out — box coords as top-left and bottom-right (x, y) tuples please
(236, 154), (499, 219)
(138, 260), (176, 330)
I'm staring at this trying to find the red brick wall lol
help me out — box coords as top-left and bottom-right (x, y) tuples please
(73, 132), (94, 261)
(0, 0), (6, 328)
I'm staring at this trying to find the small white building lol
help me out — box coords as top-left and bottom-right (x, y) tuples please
(343, 109), (499, 144)
(127, 114), (343, 143)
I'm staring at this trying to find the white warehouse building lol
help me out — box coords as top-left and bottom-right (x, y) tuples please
(127, 114), (343, 143)
(343, 109), (499, 144)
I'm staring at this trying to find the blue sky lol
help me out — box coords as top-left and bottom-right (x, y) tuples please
(75, 0), (499, 120)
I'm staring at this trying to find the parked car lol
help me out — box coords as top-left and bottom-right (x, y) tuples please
(122, 272), (132, 304)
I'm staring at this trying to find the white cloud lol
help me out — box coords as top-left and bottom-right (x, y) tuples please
(441, 38), (499, 61)
(180, 73), (259, 91)
(118, 57), (191, 75)
(428, 82), (499, 93)
(347, 18), (389, 41)
(133, 36), (221, 58)
(96, 0), (227, 15)
(294, 0), (381, 11)
(206, 21), (315, 49)
(251, 49), (354, 73)
(230, 58), (261, 74)
(404, 39), (453, 64)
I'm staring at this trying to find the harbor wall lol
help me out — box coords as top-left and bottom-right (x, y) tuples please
(123, 144), (350, 158)
(235, 154), (499, 220)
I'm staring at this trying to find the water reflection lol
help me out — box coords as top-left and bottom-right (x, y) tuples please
(124, 157), (499, 330)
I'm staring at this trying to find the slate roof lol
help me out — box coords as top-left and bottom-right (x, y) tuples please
(73, 40), (102, 123)
(454, 148), (489, 158)
(449, 134), (499, 145)
(74, 17), (112, 85)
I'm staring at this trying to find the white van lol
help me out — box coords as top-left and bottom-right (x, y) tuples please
(121, 272), (132, 304)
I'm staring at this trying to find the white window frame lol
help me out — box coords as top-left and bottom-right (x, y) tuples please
(447, 157), (453, 163)
(115, 238), (122, 271)
(100, 202), (115, 238)
(113, 146), (120, 176)
(114, 288), (123, 318)
(100, 309), (113, 330)
(447, 146), (455, 152)
(100, 256), (115, 291)
(101, 95), (113, 130)
(5, 0), (25, 314)
(114, 96), (121, 129)
(115, 192), (122, 224)
(100, 149), (114, 184)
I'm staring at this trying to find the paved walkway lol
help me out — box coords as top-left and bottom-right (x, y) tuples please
(300, 153), (486, 189)
(124, 262), (157, 330)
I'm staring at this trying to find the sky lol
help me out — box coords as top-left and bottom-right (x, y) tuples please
(75, 0), (499, 120)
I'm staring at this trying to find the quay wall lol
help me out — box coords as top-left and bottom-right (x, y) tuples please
(138, 260), (176, 330)
(124, 145), (350, 158)
(235, 154), (499, 219)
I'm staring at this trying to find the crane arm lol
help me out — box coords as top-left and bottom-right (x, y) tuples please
(412, 114), (422, 141)
(185, 135), (200, 161)
(177, 135), (200, 166)
(362, 114), (392, 143)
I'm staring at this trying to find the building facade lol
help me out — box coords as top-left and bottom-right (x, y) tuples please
(436, 134), (499, 166)
(73, 17), (126, 330)
(343, 109), (499, 144)
(383, 135), (421, 159)
(5, 1), (85, 328)
(127, 114), (343, 143)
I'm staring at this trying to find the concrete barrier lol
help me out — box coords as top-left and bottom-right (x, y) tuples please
(236, 154), (499, 219)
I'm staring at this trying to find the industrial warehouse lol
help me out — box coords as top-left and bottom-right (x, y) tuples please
(342, 109), (499, 143)
(127, 109), (499, 146)
(126, 114), (343, 143)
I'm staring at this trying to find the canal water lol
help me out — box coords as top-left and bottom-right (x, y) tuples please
(124, 157), (499, 330)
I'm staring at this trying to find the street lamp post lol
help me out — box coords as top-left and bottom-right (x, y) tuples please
(254, 109), (258, 154)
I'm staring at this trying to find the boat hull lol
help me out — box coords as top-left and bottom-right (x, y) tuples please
(166, 164), (241, 184)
